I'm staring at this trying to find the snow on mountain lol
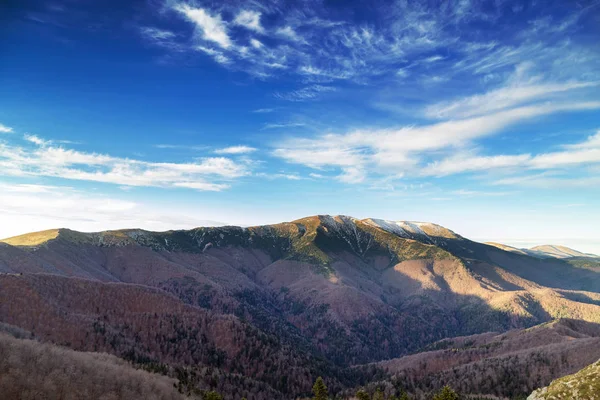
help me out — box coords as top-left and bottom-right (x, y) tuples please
(362, 219), (462, 242)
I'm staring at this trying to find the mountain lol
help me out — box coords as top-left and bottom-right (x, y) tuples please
(486, 242), (599, 259)
(528, 357), (600, 400)
(1, 215), (600, 398)
(530, 245), (599, 259)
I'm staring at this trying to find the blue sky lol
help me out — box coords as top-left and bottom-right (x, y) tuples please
(1, 0), (600, 252)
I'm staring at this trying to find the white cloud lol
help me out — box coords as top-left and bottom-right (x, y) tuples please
(530, 131), (600, 169)
(250, 38), (263, 49)
(234, 10), (263, 33)
(24, 134), (50, 146)
(274, 85), (336, 101)
(174, 4), (231, 49)
(139, 27), (176, 41)
(138, 0), (600, 87)
(172, 181), (230, 191)
(0, 123), (13, 133)
(426, 79), (599, 119)
(493, 174), (600, 188)
(255, 172), (302, 180)
(214, 145), (257, 154)
(273, 102), (600, 182)
(421, 130), (600, 178)
(262, 122), (305, 129)
(0, 141), (251, 191)
(422, 154), (532, 176)
(252, 107), (274, 113)
(337, 167), (366, 184)
(276, 26), (304, 43)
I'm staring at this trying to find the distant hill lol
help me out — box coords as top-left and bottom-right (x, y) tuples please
(486, 242), (599, 259)
(530, 244), (599, 259)
(1, 215), (600, 398)
(528, 357), (600, 399)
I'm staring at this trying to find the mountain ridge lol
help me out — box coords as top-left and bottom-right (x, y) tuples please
(1, 214), (600, 398)
(3, 215), (595, 261)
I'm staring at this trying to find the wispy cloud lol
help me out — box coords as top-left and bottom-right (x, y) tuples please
(252, 108), (275, 113)
(0, 123), (13, 133)
(273, 102), (600, 182)
(174, 4), (231, 49)
(214, 145), (257, 154)
(154, 144), (209, 151)
(422, 129), (600, 177)
(233, 10), (263, 33)
(255, 172), (302, 180)
(139, 27), (176, 41)
(274, 85), (335, 101)
(275, 26), (304, 43)
(0, 138), (252, 191)
(425, 71), (599, 119)
(24, 134), (51, 146)
(137, 0), (600, 105)
(262, 122), (305, 130)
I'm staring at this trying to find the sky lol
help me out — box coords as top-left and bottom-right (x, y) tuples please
(1, 0), (600, 253)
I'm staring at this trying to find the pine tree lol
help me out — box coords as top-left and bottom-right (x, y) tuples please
(313, 377), (329, 400)
(356, 389), (371, 400)
(432, 385), (460, 400)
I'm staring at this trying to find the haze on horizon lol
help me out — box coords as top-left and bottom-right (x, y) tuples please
(1, 0), (599, 253)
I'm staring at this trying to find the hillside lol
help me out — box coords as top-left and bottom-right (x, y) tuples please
(0, 329), (187, 400)
(1, 215), (600, 398)
(368, 319), (600, 399)
(528, 358), (600, 400)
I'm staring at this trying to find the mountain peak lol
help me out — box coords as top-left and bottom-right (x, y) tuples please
(362, 218), (461, 241)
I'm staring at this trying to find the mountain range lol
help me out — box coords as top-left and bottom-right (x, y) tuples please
(1, 215), (599, 399)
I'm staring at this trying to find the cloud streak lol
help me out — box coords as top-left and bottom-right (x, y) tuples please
(0, 139), (252, 191)
(273, 102), (600, 182)
(214, 145), (257, 154)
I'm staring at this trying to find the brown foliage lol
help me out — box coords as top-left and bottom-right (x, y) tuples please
(0, 332), (185, 400)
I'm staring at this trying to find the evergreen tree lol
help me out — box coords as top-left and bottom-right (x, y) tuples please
(373, 388), (384, 400)
(432, 385), (460, 400)
(313, 377), (329, 400)
(203, 391), (223, 400)
(356, 389), (371, 400)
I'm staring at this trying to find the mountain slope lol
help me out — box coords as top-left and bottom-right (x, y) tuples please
(0, 273), (349, 398)
(371, 319), (600, 399)
(0, 330), (187, 400)
(528, 357), (600, 400)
